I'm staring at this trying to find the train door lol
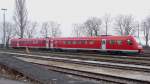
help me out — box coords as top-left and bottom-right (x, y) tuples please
(101, 39), (106, 50)
(46, 39), (49, 48)
(17, 41), (19, 47)
(50, 39), (53, 48)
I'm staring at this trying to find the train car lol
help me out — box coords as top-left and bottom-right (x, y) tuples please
(10, 35), (143, 54)
(10, 38), (50, 49)
(52, 36), (143, 54)
(52, 37), (100, 50)
(100, 35), (143, 54)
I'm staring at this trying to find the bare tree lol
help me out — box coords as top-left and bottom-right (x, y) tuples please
(114, 15), (137, 35)
(40, 22), (50, 38)
(141, 17), (150, 46)
(40, 21), (61, 38)
(0, 22), (15, 47)
(136, 22), (140, 38)
(72, 24), (84, 37)
(49, 21), (61, 37)
(5, 22), (16, 47)
(123, 15), (137, 35)
(14, 0), (28, 38)
(1, 9), (7, 47)
(114, 15), (124, 35)
(84, 17), (102, 36)
(25, 21), (38, 38)
(103, 13), (111, 35)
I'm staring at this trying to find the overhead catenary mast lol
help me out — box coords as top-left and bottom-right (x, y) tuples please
(1, 8), (7, 48)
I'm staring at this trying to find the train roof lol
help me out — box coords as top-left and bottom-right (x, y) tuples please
(53, 35), (134, 40)
(11, 35), (134, 41)
(11, 38), (49, 41)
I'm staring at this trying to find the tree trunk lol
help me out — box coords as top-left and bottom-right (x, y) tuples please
(146, 35), (149, 46)
(21, 27), (24, 38)
(106, 24), (107, 35)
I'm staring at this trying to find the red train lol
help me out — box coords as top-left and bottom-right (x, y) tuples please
(10, 35), (144, 54)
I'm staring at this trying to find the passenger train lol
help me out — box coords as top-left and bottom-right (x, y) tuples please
(10, 35), (144, 54)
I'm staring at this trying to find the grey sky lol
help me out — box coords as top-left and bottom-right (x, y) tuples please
(0, 0), (150, 37)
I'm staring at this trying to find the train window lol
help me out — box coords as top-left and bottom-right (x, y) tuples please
(64, 41), (67, 44)
(27, 41), (29, 44)
(42, 40), (45, 44)
(117, 40), (122, 45)
(38, 40), (41, 44)
(73, 41), (76, 44)
(20, 41), (22, 44)
(68, 41), (71, 44)
(25, 41), (27, 44)
(89, 41), (94, 45)
(54, 41), (56, 44)
(85, 41), (88, 44)
(78, 41), (81, 44)
(81, 40), (85, 44)
(33, 40), (38, 44)
(35, 40), (37, 44)
(44, 40), (47, 44)
(29, 41), (30, 44)
(40, 40), (41, 44)
(127, 39), (132, 45)
(102, 40), (105, 44)
(22, 41), (24, 44)
(40, 40), (43, 44)
(32, 41), (34, 44)
(30, 41), (32, 44)
(110, 40), (115, 44)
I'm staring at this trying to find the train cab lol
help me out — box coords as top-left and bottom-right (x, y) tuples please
(100, 35), (144, 54)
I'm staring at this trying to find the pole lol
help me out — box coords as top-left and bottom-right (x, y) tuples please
(1, 8), (7, 48)
(106, 24), (107, 36)
(138, 24), (140, 38)
(137, 23), (142, 45)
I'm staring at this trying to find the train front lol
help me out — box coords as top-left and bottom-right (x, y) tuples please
(133, 37), (144, 54)
(137, 44), (144, 54)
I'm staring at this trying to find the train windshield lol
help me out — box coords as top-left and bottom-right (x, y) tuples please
(135, 37), (142, 45)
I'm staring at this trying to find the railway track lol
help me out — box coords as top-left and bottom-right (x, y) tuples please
(1, 49), (150, 66)
(2, 52), (149, 72)
(14, 54), (150, 84)
(41, 65), (150, 84)
(0, 50), (150, 83)
(3, 48), (150, 58)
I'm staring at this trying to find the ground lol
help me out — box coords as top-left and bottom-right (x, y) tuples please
(0, 75), (29, 84)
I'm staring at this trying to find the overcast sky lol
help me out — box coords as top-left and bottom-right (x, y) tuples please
(0, 0), (150, 37)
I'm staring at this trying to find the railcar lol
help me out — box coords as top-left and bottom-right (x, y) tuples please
(10, 38), (50, 49)
(10, 35), (143, 54)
